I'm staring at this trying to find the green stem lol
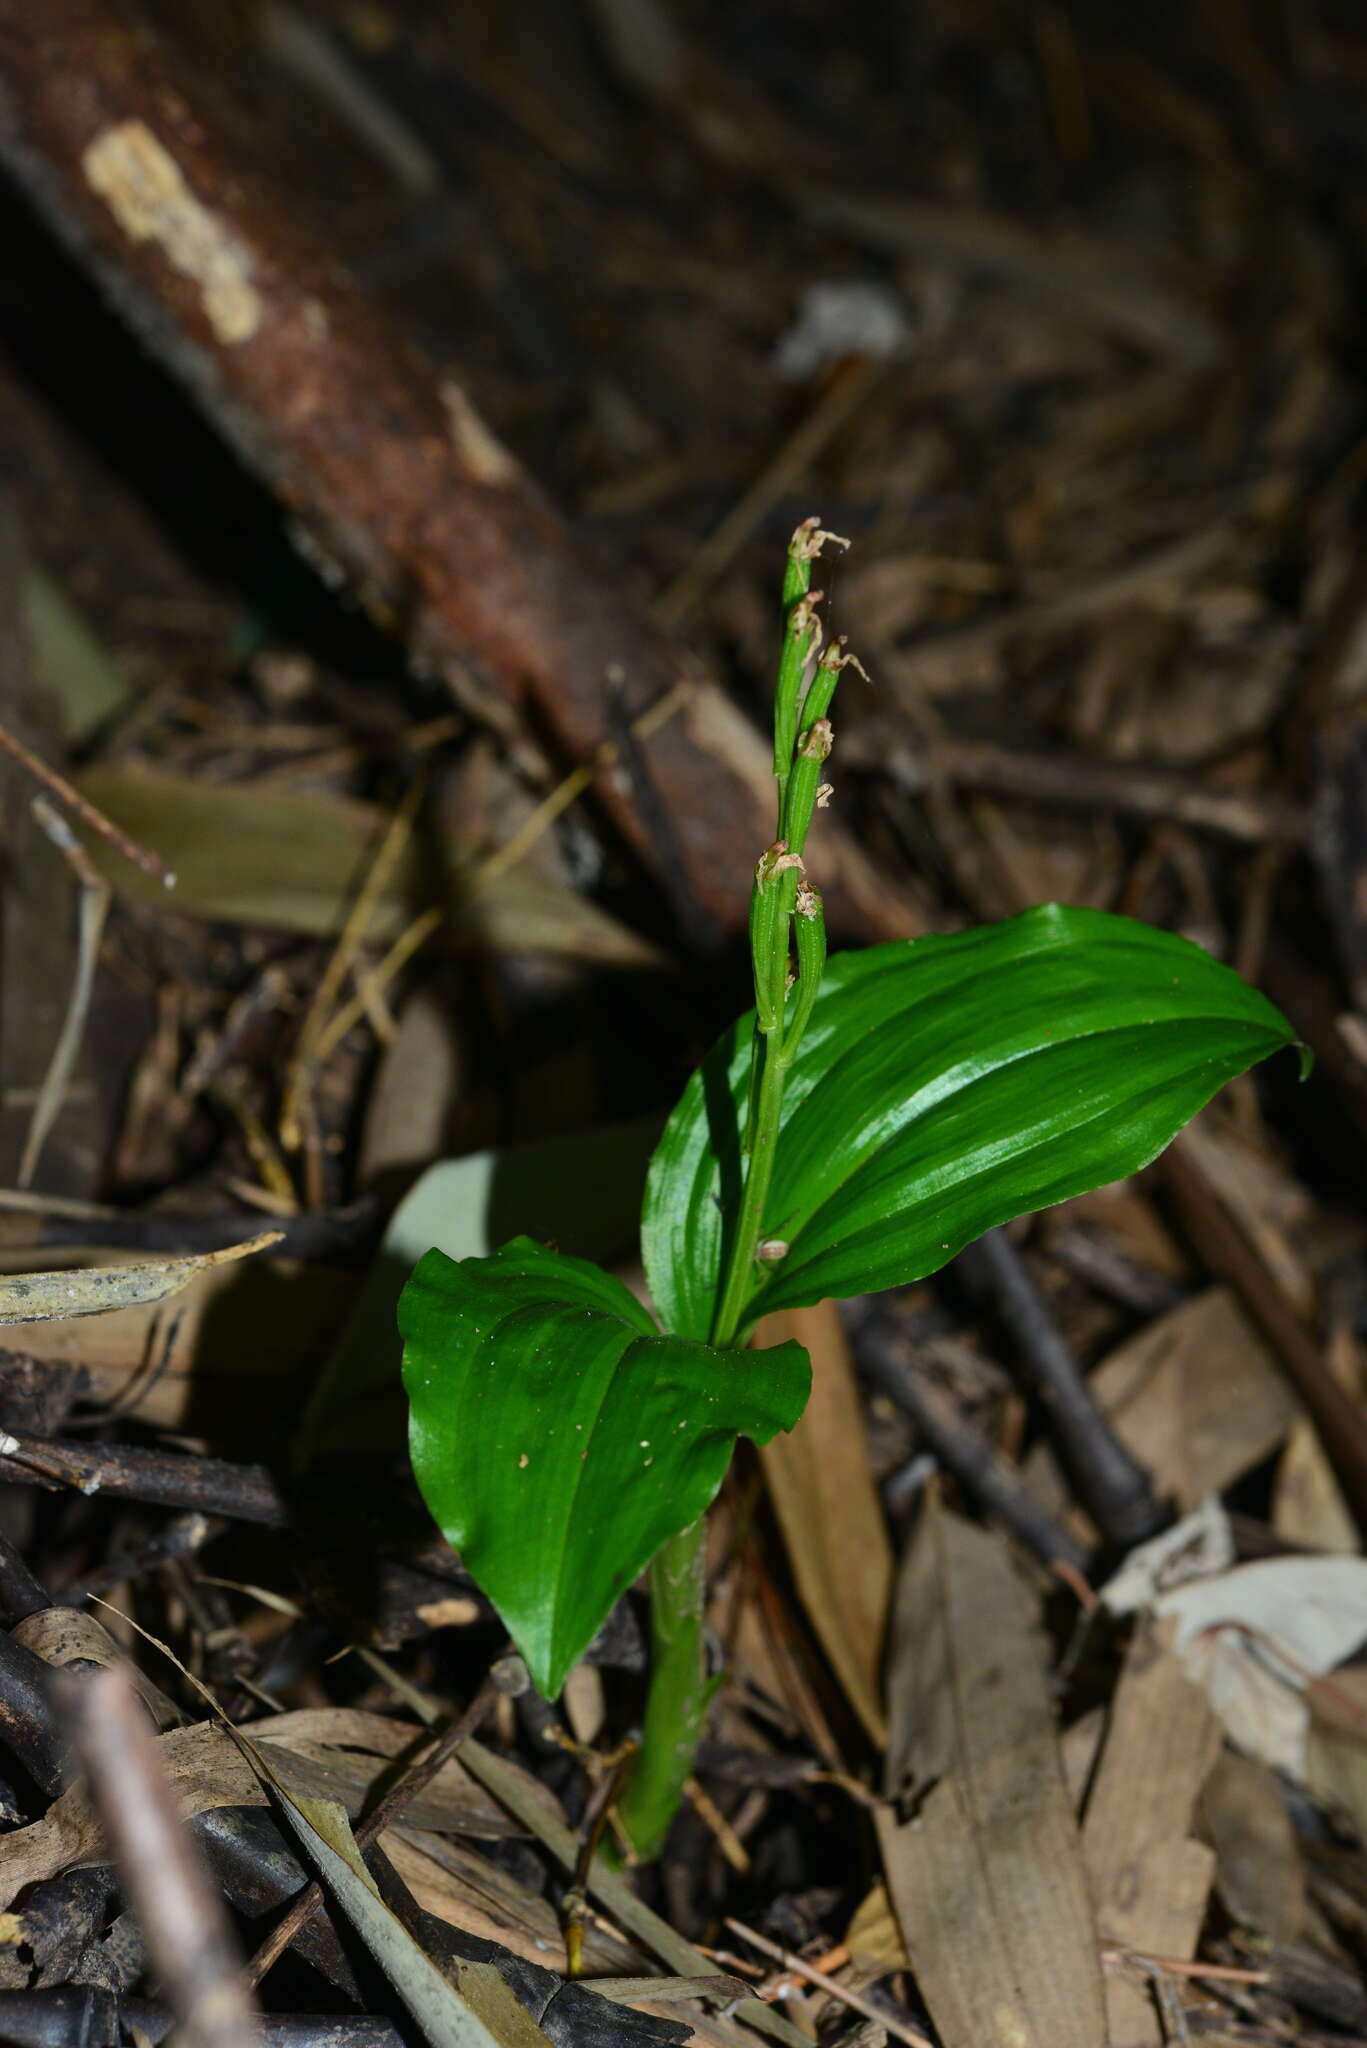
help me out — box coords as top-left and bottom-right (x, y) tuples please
(616, 1025), (787, 1858)
(614, 1519), (711, 1860)
(710, 1024), (787, 1348)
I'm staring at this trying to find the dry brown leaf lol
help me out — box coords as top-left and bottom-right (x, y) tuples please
(877, 1493), (1106, 2048)
(0, 1230), (281, 1326)
(844, 1882), (907, 1969)
(755, 1301), (892, 1744)
(0, 1721), (255, 1907)
(249, 1708), (553, 1838)
(1274, 1413), (1359, 1554)
(12, 1607), (181, 1728)
(1178, 1117), (1314, 1314)
(1083, 1615), (1221, 2047)
(1273, 1322), (1363, 1554)
(387, 1829), (641, 1976)
(1157, 1557), (1367, 1774)
(1200, 1751), (1305, 1942)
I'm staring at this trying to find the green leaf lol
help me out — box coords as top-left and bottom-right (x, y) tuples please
(400, 1237), (810, 1696)
(643, 904), (1299, 1342)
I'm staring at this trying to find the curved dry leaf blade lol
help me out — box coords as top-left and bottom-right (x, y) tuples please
(263, 1786), (523, 2048)
(0, 1230), (281, 1325)
(78, 762), (657, 965)
(754, 1301), (892, 1744)
(644, 905), (1297, 1340)
(400, 1237), (809, 1696)
(878, 1494), (1106, 2048)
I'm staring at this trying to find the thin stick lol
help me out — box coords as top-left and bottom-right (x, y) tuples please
(311, 903), (444, 1067)
(243, 1675), (499, 1987)
(1101, 1946), (1268, 1986)
(0, 718), (175, 886)
(957, 1227), (1166, 1550)
(472, 677), (694, 889)
(63, 1664), (259, 2048)
(653, 356), (880, 628)
(856, 1311), (1089, 1573)
(724, 1916), (932, 2048)
(279, 782), (422, 1151)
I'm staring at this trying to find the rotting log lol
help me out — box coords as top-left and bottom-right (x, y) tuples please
(0, 0), (905, 941)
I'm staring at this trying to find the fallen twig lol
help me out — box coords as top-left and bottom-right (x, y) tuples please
(17, 799), (111, 1188)
(1160, 1136), (1367, 1540)
(723, 1915), (932, 2048)
(853, 1306), (1089, 1572)
(957, 1227), (1167, 1549)
(62, 1664), (260, 2048)
(0, 718), (174, 887)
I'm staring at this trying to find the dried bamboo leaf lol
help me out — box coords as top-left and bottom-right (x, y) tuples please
(755, 1300), (892, 1745)
(77, 763), (657, 966)
(0, 1230), (281, 1325)
(12, 1608), (181, 1728)
(877, 1494), (1106, 2048)
(1082, 1615), (1221, 2046)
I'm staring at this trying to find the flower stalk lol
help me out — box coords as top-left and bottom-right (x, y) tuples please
(617, 517), (853, 1859)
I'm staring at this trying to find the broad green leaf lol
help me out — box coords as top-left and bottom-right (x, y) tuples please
(643, 904), (1299, 1342)
(400, 1237), (809, 1696)
(297, 1118), (658, 1463)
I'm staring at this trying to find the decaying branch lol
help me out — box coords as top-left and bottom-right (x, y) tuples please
(0, 0), (903, 942)
(63, 1666), (260, 2048)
